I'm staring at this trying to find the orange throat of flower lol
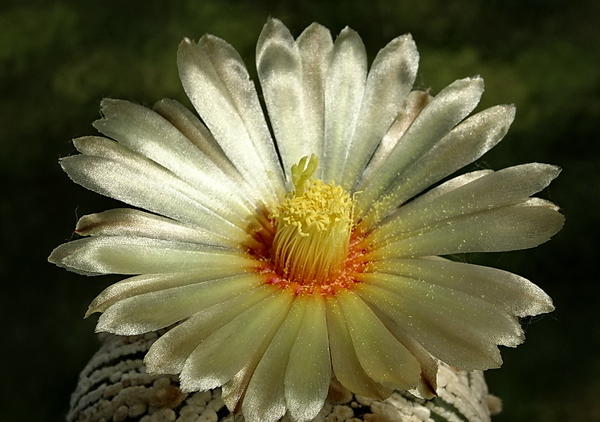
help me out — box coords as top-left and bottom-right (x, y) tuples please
(249, 156), (367, 295)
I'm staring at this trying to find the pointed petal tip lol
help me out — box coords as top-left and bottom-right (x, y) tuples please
(178, 37), (197, 53)
(303, 21), (328, 34)
(380, 32), (418, 63)
(47, 247), (60, 265)
(177, 37), (198, 61)
(338, 25), (358, 38)
(392, 32), (416, 46)
(97, 97), (124, 114)
(521, 283), (555, 317)
(48, 243), (71, 267)
(86, 294), (106, 318)
(84, 308), (95, 319)
(266, 16), (283, 26)
(262, 16), (286, 35)
(469, 74), (485, 88)
(502, 103), (517, 118)
(198, 33), (228, 50)
(71, 135), (95, 151)
(450, 75), (485, 92)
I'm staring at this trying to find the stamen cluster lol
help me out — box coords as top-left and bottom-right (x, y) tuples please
(270, 156), (354, 285)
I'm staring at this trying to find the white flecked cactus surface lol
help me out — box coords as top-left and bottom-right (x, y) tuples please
(67, 332), (501, 422)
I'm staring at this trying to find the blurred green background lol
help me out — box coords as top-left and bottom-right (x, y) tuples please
(1, 0), (598, 421)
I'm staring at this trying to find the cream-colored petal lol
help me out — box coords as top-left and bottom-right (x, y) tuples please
(370, 198), (564, 258)
(337, 291), (421, 391)
(359, 273), (525, 348)
(177, 36), (284, 206)
(179, 289), (294, 392)
(321, 27), (367, 184)
(242, 295), (308, 422)
(152, 98), (236, 178)
(49, 236), (252, 275)
(341, 34), (419, 189)
(257, 20), (333, 181)
(357, 274), (518, 370)
(75, 208), (237, 249)
(368, 305), (438, 399)
(96, 273), (265, 335)
(152, 98), (265, 207)
(87, 267), (257, 316)
(398, 169), (493, 209)
(360, 90), (432, 184)
(145, 285), (275, 374)
(359, 105), (516, 224)
(296, 23), (334, 179)
(325, 297), (392, 399)
(374, 163), (561, 242)
(355, 76), (484, 216)
(64, 137), (251, 236)
(370, 257), (553, 317)
(198, 34), (285, 198)
(285, 294), (331, 422)
(93, 99), (260, 217)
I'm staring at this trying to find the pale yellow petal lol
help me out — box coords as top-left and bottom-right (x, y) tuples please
(337, 291), (421, 391)
(285, 294), (331, 422)
(145, 285), (275, 374)
(325, 296), (391, 399)
(96, 273), (264, 335)
(179, 288), (294, 392)
(242, 295), (308, 422)
(369, 257), (554, 317)
(356, 278), (510, 370)
(88, 268), (255, 316)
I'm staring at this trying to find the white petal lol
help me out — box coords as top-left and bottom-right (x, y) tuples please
(325, 297), (392, 399)
(145, 285), (275, 374)
(296, 23), (334, 178)
(242, 295), (308, 422)
(152, 98), (236, 176)
(97, 273), (266, 335)
(370, 257), (554, 317)
(177, 36), (284, 206)
(356, 76), (484, 214)
(285, 295), (331, 422)
(373, 163), (561, 242)
(64, 137), (252, 235)
(76, 208), (237, 249)
(360, 90), (432, 184)
(371, 198), (564, 258)
(357, 276), (513, 370)
(337, 291), (421, 391)
(369, 305), (438, 399)
(152, 98), (265, 206)
(360, 272), (525, 348)
(87, 267), (256, 316)
(400, 169), (493, 207)
(48, 236), (253, 275)
(179, 289), (294, 392)
(93, 99), (257, 208)
(359, 104), (516, 223)
(321, 27), (367, 184)
(340, 34), (419, 189)
(256, 20), (333, 181)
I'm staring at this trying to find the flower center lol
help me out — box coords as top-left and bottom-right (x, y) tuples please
(270, 155), (354, 285)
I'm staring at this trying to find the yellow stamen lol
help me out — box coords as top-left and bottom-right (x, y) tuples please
(271, 155), (354, 284)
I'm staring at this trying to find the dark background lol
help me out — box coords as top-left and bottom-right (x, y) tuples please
(1, 1), (598, 421)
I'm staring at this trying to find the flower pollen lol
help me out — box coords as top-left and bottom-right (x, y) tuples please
(268, 155), (358, 290)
